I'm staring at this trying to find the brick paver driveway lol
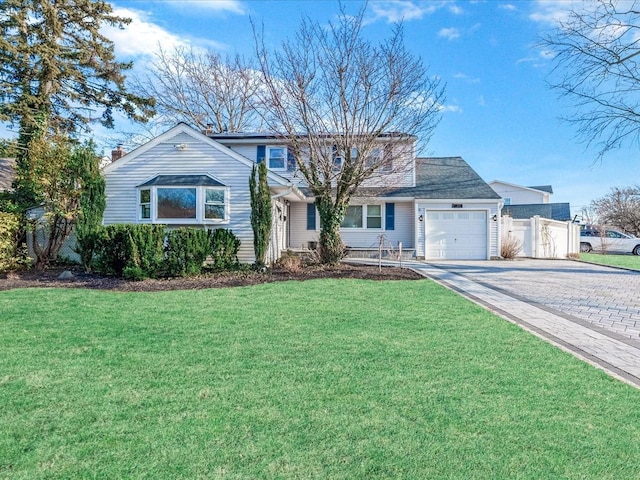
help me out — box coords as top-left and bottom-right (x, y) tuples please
(428, 258), (640, 344)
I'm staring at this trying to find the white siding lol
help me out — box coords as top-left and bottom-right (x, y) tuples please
(104, 131), (258, 263)
(288, 200), (414, 250)
(489, 182), (548, 204)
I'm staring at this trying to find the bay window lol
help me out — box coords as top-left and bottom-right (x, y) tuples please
(137, 175), (229, 224)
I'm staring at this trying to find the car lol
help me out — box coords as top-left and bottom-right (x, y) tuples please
(580, 227), (640, 255)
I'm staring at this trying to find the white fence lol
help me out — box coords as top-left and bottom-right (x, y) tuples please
(502, 216), (580, 258)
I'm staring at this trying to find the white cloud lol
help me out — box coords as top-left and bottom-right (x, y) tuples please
(438, 27), (460, 40)
(454, 73), (480, 84)
(164, 0), (246, 15)
(369, 0), (442, 23)
(499, 4), (517, 12)
(440, 104), (462, 113)
(449, 4), (464, 15)
(529, 1), (575, 25)
(477, 95), (486, 106)
(104, 7), (227, 59)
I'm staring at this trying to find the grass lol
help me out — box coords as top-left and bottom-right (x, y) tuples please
(580, 252), (640, 270)
(2, 279), (640, 479)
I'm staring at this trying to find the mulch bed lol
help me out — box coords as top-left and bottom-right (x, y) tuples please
(0, 262), (423, 292)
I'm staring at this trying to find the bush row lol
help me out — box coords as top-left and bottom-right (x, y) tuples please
(84, 225), (240, 280)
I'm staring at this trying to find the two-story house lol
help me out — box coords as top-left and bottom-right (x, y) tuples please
(103, 123), (503, 263)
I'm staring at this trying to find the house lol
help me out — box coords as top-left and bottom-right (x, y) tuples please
(103, 123), (503, 262)
(0, 157), (15, 192)
(488, 180), (571, 221)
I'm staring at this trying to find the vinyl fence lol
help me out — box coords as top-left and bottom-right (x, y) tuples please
(502, 215), (580, 258)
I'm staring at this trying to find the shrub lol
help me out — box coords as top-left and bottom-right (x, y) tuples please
(94, 224), (164, 278)
(0, 212), (29, 273)
(164, 228), (212, 277)
(209, 228), (240, 270)
(275, 250), (303, 273)
(501, 234), (523, 259)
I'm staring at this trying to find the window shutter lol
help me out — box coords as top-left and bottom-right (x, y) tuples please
(287, 150), (296, 171)
(307, 204), (316, 230)
(385, 203), (395, 230)
(257, 145), (266, 164)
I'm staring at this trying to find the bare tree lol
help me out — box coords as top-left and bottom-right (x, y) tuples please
(542, 1), (640, 158)
(135, 46), (263, 133)
(255, 4), (444, 263)
(591, 186), (640, 235)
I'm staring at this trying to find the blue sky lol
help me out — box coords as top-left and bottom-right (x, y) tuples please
(5, 0), (636, 214)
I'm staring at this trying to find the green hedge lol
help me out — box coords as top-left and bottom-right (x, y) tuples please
(92, 225), (240, 280)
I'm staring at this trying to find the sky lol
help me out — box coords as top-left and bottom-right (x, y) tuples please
(3, 0), (637, 215)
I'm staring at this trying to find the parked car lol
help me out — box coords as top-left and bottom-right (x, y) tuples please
(580, 227), (640, 255)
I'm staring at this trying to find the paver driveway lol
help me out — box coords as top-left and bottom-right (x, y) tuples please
(427, 258), (640, 343)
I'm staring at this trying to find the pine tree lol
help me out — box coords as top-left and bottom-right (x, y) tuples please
(0, 0), (154, 211)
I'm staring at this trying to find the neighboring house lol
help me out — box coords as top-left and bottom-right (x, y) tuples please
(0, 157), (15, 192)
(488, 180), (571, 222)
(103, 123), (503, 263)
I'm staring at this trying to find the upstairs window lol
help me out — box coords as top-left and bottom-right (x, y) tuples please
(268, 146), (286, 170)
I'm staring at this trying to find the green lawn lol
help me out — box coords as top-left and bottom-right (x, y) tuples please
(2, 279), (640, 479)
(580, 252), (640, 270)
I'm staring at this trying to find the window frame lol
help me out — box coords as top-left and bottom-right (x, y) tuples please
(340, 204), (385, 230)
(139, 188), (151, 220)
(267, 146), (287, 171)
(137, 185), (230, 224)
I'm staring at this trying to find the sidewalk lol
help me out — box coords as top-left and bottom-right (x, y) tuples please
(352, 259), (640, 389)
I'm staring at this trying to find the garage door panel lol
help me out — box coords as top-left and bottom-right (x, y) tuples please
(425, 210), (487, 260)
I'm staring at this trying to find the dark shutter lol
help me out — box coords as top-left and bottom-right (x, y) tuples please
(257, 145), (266, 164)
(385, 203), (395, 230)
(287, 150), (296, 171)
(307, 204), (316, 230)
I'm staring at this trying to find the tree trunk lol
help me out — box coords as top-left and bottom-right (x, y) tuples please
(316, 196), (346, 264)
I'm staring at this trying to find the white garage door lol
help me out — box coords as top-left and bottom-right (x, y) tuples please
(425, 210), (487, 260)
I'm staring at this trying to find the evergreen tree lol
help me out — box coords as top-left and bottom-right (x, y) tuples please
(249, 161), (272, 266)
(74, 141), (105, 272)
(0, 0), (154, 210)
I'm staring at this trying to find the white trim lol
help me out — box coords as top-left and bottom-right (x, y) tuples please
(267, 145), (287, 172)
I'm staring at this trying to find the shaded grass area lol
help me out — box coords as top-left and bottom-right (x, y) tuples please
(2, 279), (640, 479)
(580, 252), (640, 271)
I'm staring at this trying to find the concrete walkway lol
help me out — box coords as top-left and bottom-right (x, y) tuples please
(351, 258), (640, 389)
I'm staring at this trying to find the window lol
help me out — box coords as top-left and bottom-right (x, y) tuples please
(340, 204), (384, 229)
(366, 205), (382, 228)
(137, 175), (229, 224)
(157, 187), (197, 219)
(205, 188), (225, 220)
(140, 189), (151, 219)
(268, 146), (286, 170)
(342, 205), (363, 228)
(504, 197), (511, 206)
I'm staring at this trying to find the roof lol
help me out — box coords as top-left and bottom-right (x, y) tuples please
(138, 174), (225, 187)
(386, 157), (502, 199)
(527, 185), (553, 194)
(0, 157), (15, 191)
(300, 157), (501, 200)
(502, 203), (571, 221)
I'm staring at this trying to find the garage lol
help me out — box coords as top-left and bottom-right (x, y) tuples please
(425, 210), (488, 260)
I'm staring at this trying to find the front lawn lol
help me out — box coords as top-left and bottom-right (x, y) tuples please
(2, 279), (640, 479)
(580, 252), (640, 270)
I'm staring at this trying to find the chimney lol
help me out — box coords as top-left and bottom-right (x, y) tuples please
(111, 145), (125, 162)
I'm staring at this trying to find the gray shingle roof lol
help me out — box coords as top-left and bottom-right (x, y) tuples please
(0, 157), (15, 191)
(138, 175), (225, 187)
(385, 157), (501, 199)
(299, 157), (500, 200)
(527, 185), (553, 194)
(502, 203), (571, 221)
